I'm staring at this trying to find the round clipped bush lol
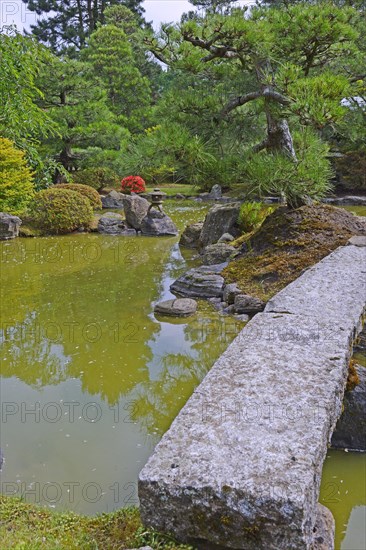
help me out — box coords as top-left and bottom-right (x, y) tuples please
(54, 183), (102, 210)
(121, 175), (146, 194)
(30, 188), (93, 234)
(0, 137), (35, 215)
(73, 167), (120, 190)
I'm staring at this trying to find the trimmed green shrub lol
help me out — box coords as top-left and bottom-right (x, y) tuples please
(0, 137), (35, 214)
(73, 167), (120, 190)
(30, 188), (93, 234)
(54, 183), (102, 209)
(238, 202), (274, 233)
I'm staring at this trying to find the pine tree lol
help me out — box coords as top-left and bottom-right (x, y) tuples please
(36, 57), (126, 171)
(23, 0), (147, 54)
(84, 24), (152, 132)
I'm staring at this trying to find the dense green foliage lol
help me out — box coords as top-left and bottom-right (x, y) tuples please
(73, 167), (120, 189)
(23, 0), (147, 54)
(0, 138), (35, 214)
(238, 202), (274, 233)
(30, 188), (93, 234)
(54, 183), (102, 209)
(239, 131), (334, 207)
(36, 56), (125, 172)
(0, 29), (64, 188)
(83, 24), (152, 132)
(0, 1), (364, 206)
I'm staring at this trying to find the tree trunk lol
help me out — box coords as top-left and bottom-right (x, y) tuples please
(266, 113), (297, 161)
(59, 145), (74, 171)
(76, 0), (85, 48)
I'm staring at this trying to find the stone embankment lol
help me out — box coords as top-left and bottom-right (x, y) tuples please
(139, 242), (366, 549)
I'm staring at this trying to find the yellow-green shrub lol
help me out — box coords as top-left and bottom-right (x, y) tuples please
(54, 183), (102, 209)
(30, 188), (93, 234)
(0, 138), (35, 215)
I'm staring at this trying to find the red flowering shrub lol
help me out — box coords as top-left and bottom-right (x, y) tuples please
(121, 175), (146, 194)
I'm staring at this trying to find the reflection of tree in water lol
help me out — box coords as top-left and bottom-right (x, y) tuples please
(128, 313), (245, 439)
(0, 235), (174, 404)
(1, 312), (71, 387)
(131, 351), (206, 440)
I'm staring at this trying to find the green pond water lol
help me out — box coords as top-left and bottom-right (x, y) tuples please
(342, 205), (366, 217)
(0, 200), (365, 549)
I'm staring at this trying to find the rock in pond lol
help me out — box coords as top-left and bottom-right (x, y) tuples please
(140, 209), (178, 236)
(101, 190), (125, 209)
(170, 264), (225, 298)
(199, 203), (241, 247)
(199, 184), (222, 202)
(222, 282), (243, 305)
(201, 243), (236, 265)
(0, 212), (21, 240)
(97, 213), (136, 236)
(122, 194), (150, 230)
(179, 222), (204, 249)
(331, 364), (366, 451)
(154, 298), (198, 317)
(218, 232), (235, 243)
(234, 293), (265, 314)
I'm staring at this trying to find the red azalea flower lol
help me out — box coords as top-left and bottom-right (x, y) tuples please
(121, 176), (146, 194)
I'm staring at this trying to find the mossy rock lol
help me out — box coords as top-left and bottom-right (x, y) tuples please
(223, 204), (366, 301)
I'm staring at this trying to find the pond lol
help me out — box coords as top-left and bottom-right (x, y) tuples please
(0, 200), (365, 550)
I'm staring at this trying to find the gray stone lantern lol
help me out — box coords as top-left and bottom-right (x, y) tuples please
(148, 188), (167, 212)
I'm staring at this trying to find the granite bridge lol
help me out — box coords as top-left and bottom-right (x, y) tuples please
(139, 240), (366, 549)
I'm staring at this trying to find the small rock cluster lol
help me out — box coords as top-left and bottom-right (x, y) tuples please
(170, 266), (264, 319)
(97, 212), (136, 236)
(179, 202), (241, 264)
(98, 193), (178, 236)
(174, 202), (263, 318)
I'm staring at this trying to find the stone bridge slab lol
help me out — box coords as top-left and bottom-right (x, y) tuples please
(139, 245), (366, 549)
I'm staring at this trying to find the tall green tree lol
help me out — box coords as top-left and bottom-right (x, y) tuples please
(36, 57), (127, 173)
(0, 27), (60, 187)
(84, 24), (152, 132)
(23, 0), (147, 54)
(103, 5), (162, 92)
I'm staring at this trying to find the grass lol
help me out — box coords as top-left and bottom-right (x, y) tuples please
(102, 183), (199, 197)
(145, 184), (198, 197)
(0, 496), (194, 550)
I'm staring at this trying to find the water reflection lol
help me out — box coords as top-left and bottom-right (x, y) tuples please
(0, 201), (365, 549)
(0, 203), (244, 514)
(320, 449), (366, 549)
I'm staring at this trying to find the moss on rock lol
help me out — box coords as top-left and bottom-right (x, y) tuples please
(223, 205), (366, 301)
